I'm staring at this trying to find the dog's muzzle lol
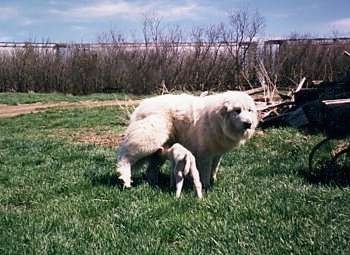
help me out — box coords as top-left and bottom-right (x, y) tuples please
(242, 121), (252, 130)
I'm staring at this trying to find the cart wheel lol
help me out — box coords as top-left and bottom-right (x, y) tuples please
(308, 137), (350, 184)
(331, 146), (350, 171)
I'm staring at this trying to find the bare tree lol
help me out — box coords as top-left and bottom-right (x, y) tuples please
(142, 13), (162, 46)
(223, 8), (265, 86)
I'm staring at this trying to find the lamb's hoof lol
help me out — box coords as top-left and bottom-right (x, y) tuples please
(118, 176), (132, 189)
(122, 183), (132, 189)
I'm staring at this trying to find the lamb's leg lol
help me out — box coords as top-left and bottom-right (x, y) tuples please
(170, 160), (176, 188)
(173, 157), (187, 198)
(175, 171), (184, 198)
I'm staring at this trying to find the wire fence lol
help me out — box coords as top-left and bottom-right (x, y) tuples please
(1, 37), (350, 94)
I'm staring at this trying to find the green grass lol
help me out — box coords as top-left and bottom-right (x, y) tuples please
(0, 92), (141, 105)
(1, 104), (350, 254)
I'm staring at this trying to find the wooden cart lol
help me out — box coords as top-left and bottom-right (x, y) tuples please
(308, 99), (350, 178)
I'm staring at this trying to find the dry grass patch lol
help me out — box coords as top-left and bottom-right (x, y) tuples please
(46, 128), (123, 148)
(76, 129), (123, 148)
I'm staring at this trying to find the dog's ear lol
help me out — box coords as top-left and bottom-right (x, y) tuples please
(155, 147), (165, 156)
(220, 102), (230, 117)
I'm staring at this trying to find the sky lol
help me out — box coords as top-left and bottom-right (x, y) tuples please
(0, 0), (350, 43)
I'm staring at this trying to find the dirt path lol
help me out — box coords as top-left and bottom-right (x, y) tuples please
(0, 99), (141, 118)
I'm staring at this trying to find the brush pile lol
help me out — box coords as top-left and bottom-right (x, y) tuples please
(251, 53), (350, 137)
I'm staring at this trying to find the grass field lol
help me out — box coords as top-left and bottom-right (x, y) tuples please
(0, 92), (139, 105)
(1, 93), (350, 254)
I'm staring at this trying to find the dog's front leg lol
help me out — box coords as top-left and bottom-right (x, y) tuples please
(196, 155), (213, 190)
(190, 162), (203, 199)
(210, 155), (222, 184)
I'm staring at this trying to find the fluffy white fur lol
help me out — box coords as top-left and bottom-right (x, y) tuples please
(162, 143), (202, 199)
(116, 91), (258, 189)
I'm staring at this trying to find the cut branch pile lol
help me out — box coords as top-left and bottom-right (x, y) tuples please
(251, 53), (350, 135)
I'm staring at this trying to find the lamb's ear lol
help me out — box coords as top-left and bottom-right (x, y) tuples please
(220, 102), (229, 117)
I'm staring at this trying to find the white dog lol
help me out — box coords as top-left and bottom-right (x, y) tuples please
(116, 91), (258, 189)
(161, 143), (202, 199)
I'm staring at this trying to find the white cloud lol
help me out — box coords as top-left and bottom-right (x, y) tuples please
(19, 18), (35, 26)
(49, 1), (205, 21)
(269, 12), (290, 19)
(0, 6), (32, 26)
(329, 18), (350, 30)
(49, 1), (151, 19)
(0, 6), (18, 20)
(0, 34), (13, 42)
(70, 25), (87, 31)
(158, 3), (202, 20)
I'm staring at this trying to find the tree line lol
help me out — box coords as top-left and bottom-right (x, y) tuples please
(0, 10), (349, 95)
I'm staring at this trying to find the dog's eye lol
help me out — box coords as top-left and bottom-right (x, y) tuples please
(248, 108), (255, 113)
(233, 108), (241, 114)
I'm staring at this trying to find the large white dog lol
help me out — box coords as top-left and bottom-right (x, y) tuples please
(116, 91), (258, 189)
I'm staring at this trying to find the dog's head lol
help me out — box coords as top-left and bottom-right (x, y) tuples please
(220, 91), (258, 143)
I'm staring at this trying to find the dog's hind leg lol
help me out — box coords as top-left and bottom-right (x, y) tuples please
(116, 115), (173, 188)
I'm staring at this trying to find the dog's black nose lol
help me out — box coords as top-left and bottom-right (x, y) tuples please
(242, 121), (252, 129)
